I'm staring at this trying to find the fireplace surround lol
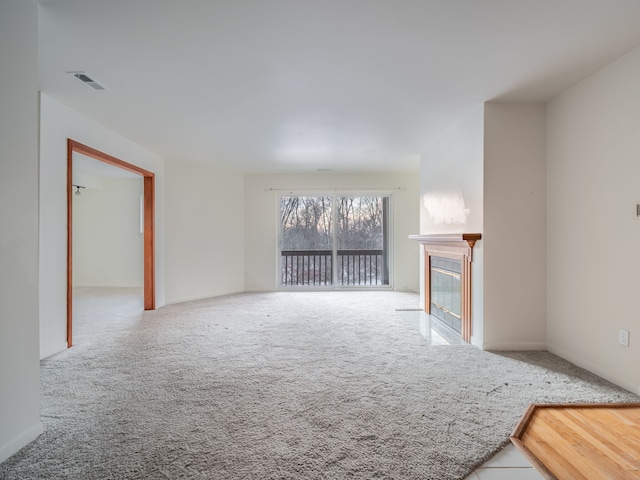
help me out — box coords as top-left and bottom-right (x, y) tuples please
(409, 234), (481, 343)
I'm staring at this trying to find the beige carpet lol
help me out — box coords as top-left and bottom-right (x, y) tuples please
(0, 290), (637, 480)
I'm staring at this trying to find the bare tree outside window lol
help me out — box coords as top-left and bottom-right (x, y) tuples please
(280, 196), (332, 251)
(337, 196), (383, 250)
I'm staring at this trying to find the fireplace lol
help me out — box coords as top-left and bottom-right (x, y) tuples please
(408, 234), (481, 342)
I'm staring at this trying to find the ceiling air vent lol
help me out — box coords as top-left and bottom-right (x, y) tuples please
(67, 71), (108, 91)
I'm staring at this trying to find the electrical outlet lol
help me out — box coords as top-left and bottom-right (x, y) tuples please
(618, 329), (630, 347)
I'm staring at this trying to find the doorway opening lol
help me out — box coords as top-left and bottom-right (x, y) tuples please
(67, 139), (155, 348)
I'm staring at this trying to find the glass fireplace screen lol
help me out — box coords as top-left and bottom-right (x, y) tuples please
(430, 256), (462, 333)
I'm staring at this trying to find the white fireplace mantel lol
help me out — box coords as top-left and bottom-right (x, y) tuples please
(408, 233), (481, 260)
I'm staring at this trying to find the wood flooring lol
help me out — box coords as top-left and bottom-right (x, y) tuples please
(511, 403), (640, 480)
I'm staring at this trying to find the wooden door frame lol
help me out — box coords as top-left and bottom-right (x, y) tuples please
(67, 139), (155, 348)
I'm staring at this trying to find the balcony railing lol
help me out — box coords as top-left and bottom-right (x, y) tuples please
(281, 249), (387, 286)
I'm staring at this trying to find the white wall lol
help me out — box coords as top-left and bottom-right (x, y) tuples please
(483, 103), (547, 350)
(419, 106), (484, 347)
(244, 172), (420, 293)
(73, 176), (144, 288)
(546, 45), (640, 395)
(164, 159), (245, 304)
(0, 0), (43, 463)
(39, 94), (166, 359)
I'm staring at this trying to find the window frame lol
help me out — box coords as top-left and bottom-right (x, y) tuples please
(277, 190), (394, 291)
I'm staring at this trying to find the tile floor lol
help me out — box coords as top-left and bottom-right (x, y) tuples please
(417, 310), (468, 345)
(465, 444), (544, 479)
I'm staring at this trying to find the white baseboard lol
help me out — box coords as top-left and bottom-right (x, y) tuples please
(0, 421), (44, 464)
(547, 343), (640, 396)
(482, 341), (547, 351)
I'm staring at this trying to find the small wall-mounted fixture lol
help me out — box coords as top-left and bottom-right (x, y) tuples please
(72, 184), (85, 196)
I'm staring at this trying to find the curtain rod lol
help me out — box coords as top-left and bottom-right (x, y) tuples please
(264, 187), (406, 192)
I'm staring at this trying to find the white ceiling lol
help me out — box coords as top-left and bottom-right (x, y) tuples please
(38, 0), (640, 173)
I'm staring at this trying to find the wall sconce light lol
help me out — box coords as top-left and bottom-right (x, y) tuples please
(73, 184), (85, 196)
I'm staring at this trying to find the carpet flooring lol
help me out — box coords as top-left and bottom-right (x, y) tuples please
(0, 290), (637, 480)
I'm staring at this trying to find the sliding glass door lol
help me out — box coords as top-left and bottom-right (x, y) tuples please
(280, 194), (390, 288)
(280, 196), (334, 286)
(336, 196), (389, 286)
